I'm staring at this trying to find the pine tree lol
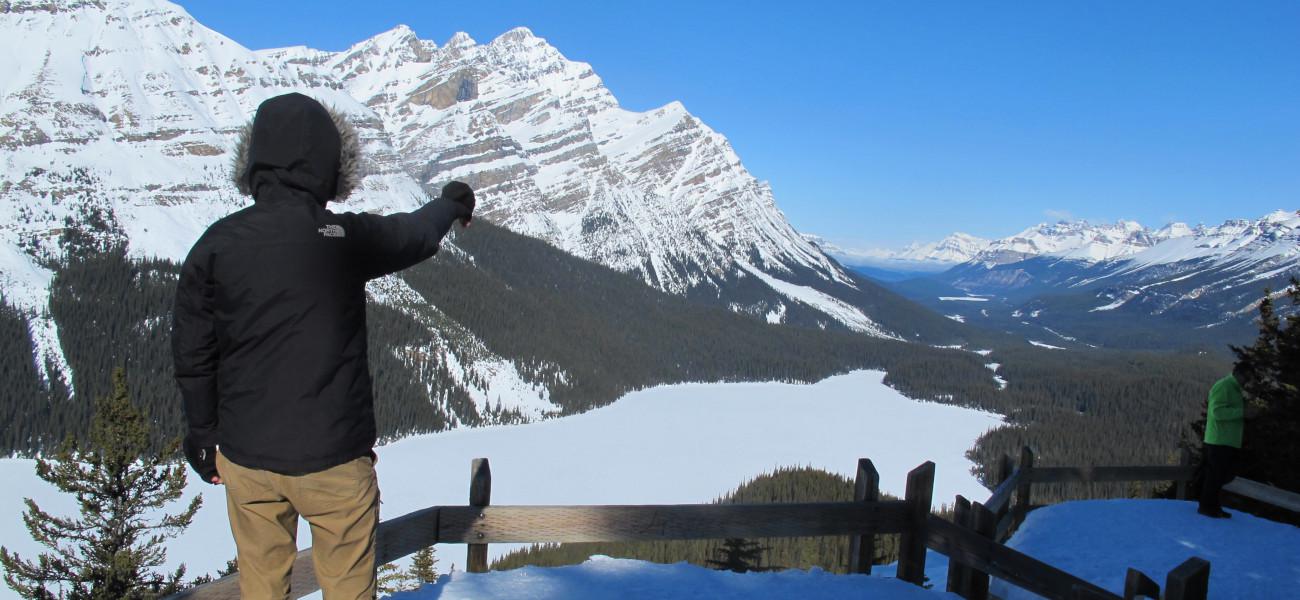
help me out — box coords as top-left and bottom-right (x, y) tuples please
(409, 547), (438, 586)
(376, 563), (413, 595)
(1230, 278), (1300, 493)
(0, 368), (201, 600)
(705, 538), (774, 573)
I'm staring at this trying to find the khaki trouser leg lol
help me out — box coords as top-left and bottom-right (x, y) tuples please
(219, 453), (380, 600)
(284, 456), (380, 600)
(218, 452), (300, 600)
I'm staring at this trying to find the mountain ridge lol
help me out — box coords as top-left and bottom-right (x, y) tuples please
(0, 0), (975, 436)
(866, 210), (1300, 349)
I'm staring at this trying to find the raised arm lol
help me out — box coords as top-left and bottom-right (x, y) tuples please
(341, 181), (475, 280)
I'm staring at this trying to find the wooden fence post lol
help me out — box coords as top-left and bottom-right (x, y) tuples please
(1123, 568), (1160, 599)
(467, 458), (492, 574)
(1164, 557), (1210, 600)
(896, 461), (935, 587)
(966, 502), (995, 600)
(998, 454), (1014, 487)
(1175, 446), (1192, 500)
(946, 495), (972, 597)
(849, 458), (880, 575)
(1015, 446), (1035, 522)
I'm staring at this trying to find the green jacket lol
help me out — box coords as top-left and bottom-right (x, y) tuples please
(1204, 375), (1245, 448)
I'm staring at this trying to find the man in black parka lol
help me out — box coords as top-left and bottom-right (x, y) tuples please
(172, 92), (473, 599)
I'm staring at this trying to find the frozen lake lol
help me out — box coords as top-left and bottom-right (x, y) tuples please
(0, 370), (1002, 596)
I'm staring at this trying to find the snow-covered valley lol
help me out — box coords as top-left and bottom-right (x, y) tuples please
(0, 371), (1002, 599)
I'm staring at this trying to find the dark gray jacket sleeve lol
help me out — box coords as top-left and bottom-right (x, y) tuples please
(172, 238), (220, 447)
(341, 197), (467, 280)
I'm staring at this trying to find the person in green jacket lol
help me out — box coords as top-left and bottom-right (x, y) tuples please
(1198, 361), (1256, 518)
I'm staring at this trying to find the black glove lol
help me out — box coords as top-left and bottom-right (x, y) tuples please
(183, 436), (220, 484)
(441, 181), (475, 225)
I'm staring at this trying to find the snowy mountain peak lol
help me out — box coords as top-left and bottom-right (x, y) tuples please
(0, 0), (900, 350)
(898, 232), (992, 263)
(495, 26), (540, 43)
(367, 24), (428, 51)
(803, 232), (991, 271)
(980, 219), (1164, 265)
(1263, 209), (1300, 225)
(445, 31), (477, 48)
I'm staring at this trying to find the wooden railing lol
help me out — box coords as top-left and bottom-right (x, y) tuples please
(945, 445), (1300, 600)
(170, 449), (1300, 600)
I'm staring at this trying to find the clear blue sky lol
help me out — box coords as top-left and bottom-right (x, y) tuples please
(179, 0), (1300, 249)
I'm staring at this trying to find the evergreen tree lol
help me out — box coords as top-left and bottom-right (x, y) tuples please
(704, 538), (774, 573)
(409, 547), (438, 586)
(0, 368), (200, 600)
(1229, 278), (1300, 493)
(376, 563), (413, 595)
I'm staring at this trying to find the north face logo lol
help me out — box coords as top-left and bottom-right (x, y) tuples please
(318, 224), (345, 238)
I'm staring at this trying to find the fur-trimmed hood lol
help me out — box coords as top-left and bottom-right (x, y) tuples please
(231, 93), (360, 203)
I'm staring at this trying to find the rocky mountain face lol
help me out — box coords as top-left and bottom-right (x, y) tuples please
(1, 0), (967, 420)
(810, 233), (991, 271)
(881, 211), (1300, 349)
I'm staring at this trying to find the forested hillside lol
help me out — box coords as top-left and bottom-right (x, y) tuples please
(0, 220), (995, 456)
(0, 219), (1230, 508)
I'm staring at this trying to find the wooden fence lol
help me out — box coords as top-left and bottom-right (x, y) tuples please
(168, 451), (1300, 600)
(945, 446), (1300, 600)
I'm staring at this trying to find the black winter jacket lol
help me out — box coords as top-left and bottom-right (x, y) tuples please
(172, 93), (467, 474)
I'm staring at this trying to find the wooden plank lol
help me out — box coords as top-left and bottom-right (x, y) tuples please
(1029, 465), (1195, 485)
(924, 515), (1122, 600)
(985, 468), (1022, 516)
(849, 458), (880, 575)
(1123, 567), (1159, 599)
(375, 506), (440, 565)
(946, 495), (972, 596)
(896, 461), (936, 586)
(998, 454), (1015, 486)
(1224, 477), (1300, 513)
(437, 501), (912, 543)
(288, 549), (319, 598)
(467, 458), (492, 573)
(1015, 447), (1034, 517)
(1164, 557), (1210, 600)
(967, 502), (995, 600)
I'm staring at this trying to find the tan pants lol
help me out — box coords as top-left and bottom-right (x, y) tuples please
(217, 452), (379, 600)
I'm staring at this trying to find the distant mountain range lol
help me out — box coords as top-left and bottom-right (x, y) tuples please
(814, 211), (1300, 349)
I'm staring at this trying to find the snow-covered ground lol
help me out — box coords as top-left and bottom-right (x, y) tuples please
(387, 555), (960, 600)
(991, 499), (1300, 600)
(0, 371), (1001, 600)
(380, 499), (1300, 600)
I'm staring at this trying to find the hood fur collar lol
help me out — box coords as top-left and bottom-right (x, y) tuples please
(231, 102), (361, 202)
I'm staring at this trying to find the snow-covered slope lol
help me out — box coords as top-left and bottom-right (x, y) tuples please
(0, 0), (912, 402)
(385, 557), (960, 600)
(992, 499), (1300, 600)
